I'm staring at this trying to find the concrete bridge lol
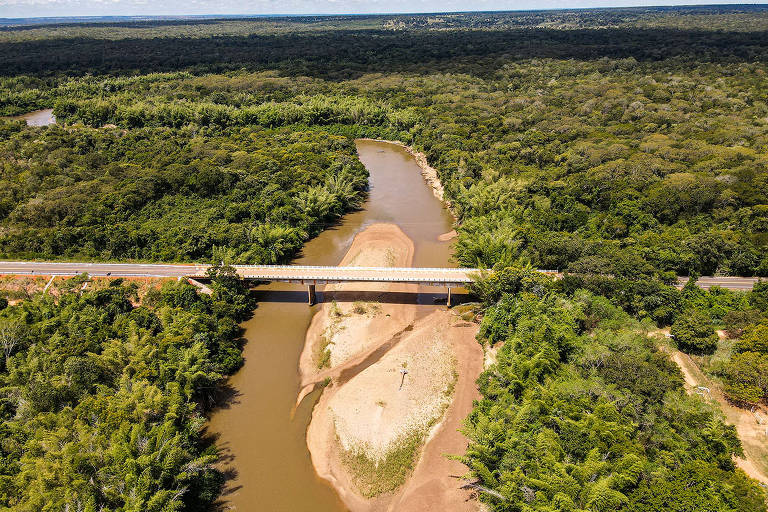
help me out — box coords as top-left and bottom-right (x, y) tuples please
(0, 262), (478, 305)
(0, 261), (761, 305)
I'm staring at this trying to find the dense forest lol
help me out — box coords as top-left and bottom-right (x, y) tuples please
(0, 5), (767, 511)
(464, 266), (768, 510)
(0, 122), (370, 262)
(0, 266), (254, 510)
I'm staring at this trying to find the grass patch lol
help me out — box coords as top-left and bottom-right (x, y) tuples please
(452, 302), (480, 322)
(340, 430), (424, 497)
(385, 248), (396, 267)
(351, 300), (381, 316)
(330, 300), (344, 319)
(708, 336), (736, 370)
(315, 334), (333, 369)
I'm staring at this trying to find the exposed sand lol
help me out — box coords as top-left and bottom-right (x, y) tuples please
(385, 315), (483, 512)
(299, 223), (416, 384)
(331, 316), (455, 463)
(653, 331), (768, 484)
(302, 223), (483, 512)
(438, 230), (458, 242)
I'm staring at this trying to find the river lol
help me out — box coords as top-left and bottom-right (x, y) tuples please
(10, 108), (56, 126)
(207, 139), (457, 511)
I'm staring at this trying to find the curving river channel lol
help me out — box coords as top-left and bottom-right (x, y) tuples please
(207, 140), (458, 511)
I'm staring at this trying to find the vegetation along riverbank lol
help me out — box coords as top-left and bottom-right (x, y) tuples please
(1, 6), (768, 511)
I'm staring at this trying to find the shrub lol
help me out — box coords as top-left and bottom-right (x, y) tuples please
(671, 310), (719, 354)
(735, 322), (768, 354)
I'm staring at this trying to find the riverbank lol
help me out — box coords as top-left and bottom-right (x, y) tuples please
(302, 223), (483, 512)
(357, 139), (450, 213)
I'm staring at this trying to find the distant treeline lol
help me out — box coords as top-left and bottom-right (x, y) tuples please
(1, 27), (768, 78)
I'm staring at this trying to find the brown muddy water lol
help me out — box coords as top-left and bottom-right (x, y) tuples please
(207, 139), (458, 511)
(10, 109), (56, 126)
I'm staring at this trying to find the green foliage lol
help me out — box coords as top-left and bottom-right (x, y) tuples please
(715, 352), (768, 405)
(735, 322), (768, 354)
(470, 265), (553, 305)
(463, 290), (764, 511)
(0, 125), (367, 263)
(0, 278), (254, 510)
(723, 309), (765, 339)
(341, 430), (423, 498)
(627, 461), (767, 512)
(671, 311), (719, 355)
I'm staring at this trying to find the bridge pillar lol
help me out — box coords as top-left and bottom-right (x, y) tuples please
(307, 284), (317, 306)
(447, 287), (452, 307)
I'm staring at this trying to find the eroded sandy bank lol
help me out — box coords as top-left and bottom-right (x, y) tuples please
(357, 139), (450, 213)
(301, 223), (483, 512)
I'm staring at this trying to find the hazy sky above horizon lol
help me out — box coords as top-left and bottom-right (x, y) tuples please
(0, 0), (757, 19)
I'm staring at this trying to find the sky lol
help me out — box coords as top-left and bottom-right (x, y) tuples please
(0, 0), (758, 19)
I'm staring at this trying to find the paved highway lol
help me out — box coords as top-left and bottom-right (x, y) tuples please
(676, 276), (761, 291)
(0, 261), (206, 278)
(0, 261), (761, 291)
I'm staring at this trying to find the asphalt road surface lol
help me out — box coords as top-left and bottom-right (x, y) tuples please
(676, 276), (761, 291)
(0, 261), (761, 290)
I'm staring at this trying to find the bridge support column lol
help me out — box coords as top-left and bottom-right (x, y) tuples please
(307, 284), (316, 306)
(446, 287), (452, 307)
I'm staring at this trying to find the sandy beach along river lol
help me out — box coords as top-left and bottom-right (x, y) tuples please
(207, 139), (477, 511)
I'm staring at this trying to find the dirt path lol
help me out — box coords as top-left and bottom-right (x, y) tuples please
(655, 333), (768, 484)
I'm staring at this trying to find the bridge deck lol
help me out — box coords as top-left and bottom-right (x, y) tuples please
(0, 262), (477, 287)
(0, 262), (761, 291)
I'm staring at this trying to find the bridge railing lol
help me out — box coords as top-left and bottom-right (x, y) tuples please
(233, 264), (478, 272)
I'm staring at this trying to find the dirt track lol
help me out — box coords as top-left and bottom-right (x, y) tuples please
(655, 331), (768, 485)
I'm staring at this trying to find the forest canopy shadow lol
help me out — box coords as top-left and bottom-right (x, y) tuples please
(1, 27), (768, 78)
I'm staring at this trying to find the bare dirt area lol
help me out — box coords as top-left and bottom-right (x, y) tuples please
(654, 331), (768, 484)
(0, 274), (167, 304)
(302, 223), (483, 512)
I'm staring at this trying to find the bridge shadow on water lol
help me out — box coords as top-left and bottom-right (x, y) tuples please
(250, 288), (474, 306)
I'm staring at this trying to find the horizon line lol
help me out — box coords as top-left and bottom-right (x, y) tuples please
(1, 2), (767, 22)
